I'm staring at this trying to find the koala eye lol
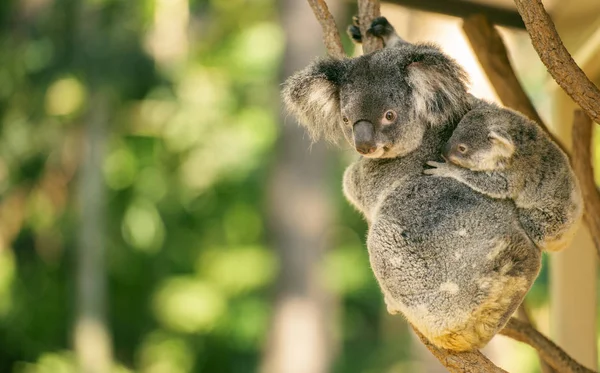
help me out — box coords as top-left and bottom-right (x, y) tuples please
(342, 116), (350, 124)
(382, 110), (397, 125)
(457, 144), (468, 153)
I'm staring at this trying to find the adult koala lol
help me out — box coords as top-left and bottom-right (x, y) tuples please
(282, 17), (542, 352)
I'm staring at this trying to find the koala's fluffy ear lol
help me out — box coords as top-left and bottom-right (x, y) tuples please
(282, 58), (349, 143)
(489, 130), (515, 156)
(405, 44), (470, 126)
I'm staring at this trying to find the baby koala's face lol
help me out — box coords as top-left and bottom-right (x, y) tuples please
(443, 118), (515, 171)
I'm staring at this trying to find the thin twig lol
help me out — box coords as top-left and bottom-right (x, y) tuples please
(499, 318), (596, 373)
(306, 0), (346, 59)
(462, 14), (566, 153)
(513, 0), (600, 124)
(571, 110), (600, 258)
(357, 0), (383, 53)
(412, 325), (508, 373)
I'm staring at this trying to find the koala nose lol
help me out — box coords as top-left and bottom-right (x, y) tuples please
(357, 144), (377, 155)
(353, 120), (377, 155)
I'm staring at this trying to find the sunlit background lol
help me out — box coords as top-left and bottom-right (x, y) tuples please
(0, 0), (599, 372)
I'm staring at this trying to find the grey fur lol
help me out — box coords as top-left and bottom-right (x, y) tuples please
(282, 18), (546, 351)
(425, 103), (583, 251)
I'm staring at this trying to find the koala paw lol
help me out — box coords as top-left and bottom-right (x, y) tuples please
(423, 161), (457, 178)
(347, 24), (362, 44)
(347, 15), (362, 43)
(367, 16), (395, 38)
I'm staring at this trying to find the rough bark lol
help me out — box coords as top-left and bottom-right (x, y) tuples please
(571, 110), (600, 258)
(307, 0), (346, 58)
(412, 326), (508, 373)
(513, 0), (600, 124)
(462, 16), (544, 126)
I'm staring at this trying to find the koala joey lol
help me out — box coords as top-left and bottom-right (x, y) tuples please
(425, 104), (583, 252)
(283, 16), (544, 351)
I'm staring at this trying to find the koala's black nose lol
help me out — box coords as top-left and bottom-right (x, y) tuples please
(353, 120), (376, 155)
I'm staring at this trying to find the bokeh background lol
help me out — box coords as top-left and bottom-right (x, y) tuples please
(0, 0), (599, 372)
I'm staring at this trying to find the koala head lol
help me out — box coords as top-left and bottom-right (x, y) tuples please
(282, 43), (470, 158)
(443, 109), (515, 171)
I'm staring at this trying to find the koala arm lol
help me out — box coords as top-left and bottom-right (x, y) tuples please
(424, 161), (511, 199)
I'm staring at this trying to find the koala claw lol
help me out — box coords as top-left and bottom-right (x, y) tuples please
(426, 161), (445, 168)
(367, 16), (395, 38)
(423, 161), (453, 177)
(347, 24), (362, 43)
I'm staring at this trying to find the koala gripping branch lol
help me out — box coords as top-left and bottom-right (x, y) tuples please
(357, 0), (383, 53)
(306, 0), (383, 58)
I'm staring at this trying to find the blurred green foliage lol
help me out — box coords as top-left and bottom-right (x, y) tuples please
(0, 0), (566, 372)
(0, 0), (286, 371)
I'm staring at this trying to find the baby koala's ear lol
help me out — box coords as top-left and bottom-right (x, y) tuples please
(282, 58), (350, 143)
(488, 129), (515, 157)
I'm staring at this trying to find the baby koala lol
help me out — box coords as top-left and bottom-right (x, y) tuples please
(424, 103), (583, 252)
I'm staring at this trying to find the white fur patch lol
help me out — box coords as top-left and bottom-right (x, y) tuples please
(389, 257), (403, 267)
(439, 281), (459, 294)
(486, 240), (506, 261)
(477, 277), (492, 290)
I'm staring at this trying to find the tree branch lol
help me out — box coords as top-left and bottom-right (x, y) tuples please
(462, 15), (543, 125)
(571, 110), (600, 258)
(357, 0), (383, 53)
(462, 14), (565, 153)
(306, 0), (346, 59)
(513, 0), (600, 124)
(412, 325), (508, 373)
(499, 318), (596, 373)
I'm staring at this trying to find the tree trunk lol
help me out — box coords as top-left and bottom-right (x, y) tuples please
(74, 90), (113, 373)
(73, 2), (113, 370)
(260, 1), (341, 372)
